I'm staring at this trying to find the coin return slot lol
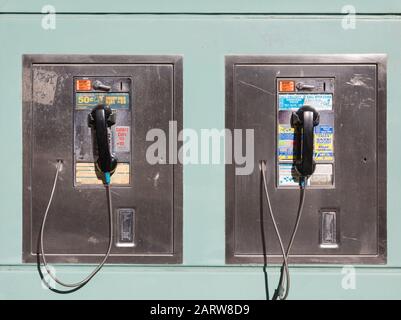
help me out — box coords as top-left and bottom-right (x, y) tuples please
(117, 208), (135, 247)
(320, 210), (338, 248)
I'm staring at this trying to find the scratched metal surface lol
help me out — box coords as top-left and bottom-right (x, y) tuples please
(22, 56), (183, 263)
(225, 56), (386, 264)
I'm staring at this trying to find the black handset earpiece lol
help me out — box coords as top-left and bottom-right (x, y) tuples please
(88, 104), (118, 176)
(291, 105), (320, 177)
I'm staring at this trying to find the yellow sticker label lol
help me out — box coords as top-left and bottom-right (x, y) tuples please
(75, 162), (130, 185)
(278, 125), (295, 161)
(314, 125), (334, 161)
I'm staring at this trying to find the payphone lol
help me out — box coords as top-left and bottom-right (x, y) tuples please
(22, 55), (183, 289)
(225, 55), (387, 298)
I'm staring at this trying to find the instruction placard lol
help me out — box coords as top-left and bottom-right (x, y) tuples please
(314, 125), (334, 161)
(278, 125), (295, 161)
(113, 126), (131, 153)
(278, 163), (300, 187)
(278, 94), (333, 111)
(75, 162), (130, 185)
(278, 163), (334, 187)
(76, 93), (130, 109)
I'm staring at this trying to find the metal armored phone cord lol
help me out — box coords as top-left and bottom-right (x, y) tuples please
(260, 161), (307, 300)
(39, 160), (113, 289)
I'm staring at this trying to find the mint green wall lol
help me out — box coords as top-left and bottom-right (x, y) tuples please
(1, 0), (401, 13)
(1, 2), (401, 299)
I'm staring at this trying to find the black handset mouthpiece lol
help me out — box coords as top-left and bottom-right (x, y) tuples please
(291, 105), (320, 177)
(88, 104), (118, 174)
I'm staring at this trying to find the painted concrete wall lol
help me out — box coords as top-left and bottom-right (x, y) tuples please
(1, 1), (400, 299)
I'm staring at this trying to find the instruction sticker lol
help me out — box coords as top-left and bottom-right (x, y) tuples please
(314, 125), (334, 161)
(76, 93), (130, 109)
(76, 79), (92, 91)
(278, 94), (333, 111)
(278, 125), (295, 161)
(309, 164), (333, 186)
(279, 80), (295, 92)
(278, 163), (300, 187)
(278, 163), (333, 187)
(113, 126), (130, 153)
(75, 162), (130, 185)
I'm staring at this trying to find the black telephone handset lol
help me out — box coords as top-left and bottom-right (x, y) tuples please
(291, 106), (320, 177)
(88, 104), (118, 174)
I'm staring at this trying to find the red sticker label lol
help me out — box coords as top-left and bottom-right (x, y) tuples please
(76, 79), (92, 91)
(279, 80), (295, 92)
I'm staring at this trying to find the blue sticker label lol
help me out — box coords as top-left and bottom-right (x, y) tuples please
(316, 126), (334, 134)
(279, 94), (333, 111)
